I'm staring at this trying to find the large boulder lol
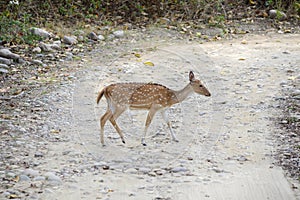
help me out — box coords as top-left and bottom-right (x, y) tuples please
(0, 49), (20, 60)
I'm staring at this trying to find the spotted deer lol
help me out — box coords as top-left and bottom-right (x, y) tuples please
(96, 71), (211, 146)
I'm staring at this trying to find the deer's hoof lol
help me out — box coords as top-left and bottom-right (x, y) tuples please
(142, 142), (147, 146)
(173, 138), (179, 142)
(122, 140), (126, 144)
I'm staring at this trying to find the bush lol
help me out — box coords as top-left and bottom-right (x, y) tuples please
(0, 0), (299, 44)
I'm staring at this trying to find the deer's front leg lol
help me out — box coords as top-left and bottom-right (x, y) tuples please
(161, 110), (178, 142)
(109, 107), (126, 144)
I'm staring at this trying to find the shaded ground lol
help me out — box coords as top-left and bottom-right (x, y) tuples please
(0, 28), (300, 199)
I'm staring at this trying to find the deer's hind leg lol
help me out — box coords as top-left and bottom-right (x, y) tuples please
(100, 108), (113, 146)
(109, 106), (126, 144)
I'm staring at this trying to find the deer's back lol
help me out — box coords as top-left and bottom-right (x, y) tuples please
(105, 83), (176, 108)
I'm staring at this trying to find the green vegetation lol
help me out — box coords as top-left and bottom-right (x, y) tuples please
(0, 0), (299, 44)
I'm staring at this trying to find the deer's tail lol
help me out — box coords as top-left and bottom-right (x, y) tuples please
(96, 89), (105, 104)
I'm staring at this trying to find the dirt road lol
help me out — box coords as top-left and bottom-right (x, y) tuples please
(3, 32), (299, 199)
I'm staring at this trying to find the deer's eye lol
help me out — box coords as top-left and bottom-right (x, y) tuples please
(199, 85), (203, 88)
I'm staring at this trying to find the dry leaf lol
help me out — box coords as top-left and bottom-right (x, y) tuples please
(288, 76), (296, 81)
(50, 129), (60, 134)
(143, 61), (154, 66)
(8, 194), (20, 199)
(249, 0), (256, 5)
(13, 176), (19, 182)
(239, 58), (246, 60)
(241, 40), (247, 44)
(134, 53), (141, 58)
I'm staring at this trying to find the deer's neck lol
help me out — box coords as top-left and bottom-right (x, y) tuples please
(172, 83), (193, 104)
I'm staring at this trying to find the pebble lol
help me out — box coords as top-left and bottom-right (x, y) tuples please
(237, 155), (248, 162)
(44, 172), (62, 185)
(0, 48), (20, 60)
(170, 166), (189, 173)
(34, 151), (44, 157)
(113, 30), (125, 38)
(19, 174), (31, 181)
(31, 59), (44, 66)
(63, 36), (78, 45)
(50, 43), (61, 50)
(88, 32), (98, 40)
(269, 10), (287, 20)
(107, 34), (115, 40)
(138, 167), (151, 174)
(6, 172), (16, 178)
(22, 169), (39, 177)
(78, 35), (85, 42)
(39, 42), (53, 52)
(212, 167), (224, 173)
(33, 176), (46, 181)
(32, 47), (42, 53)
(154, 169), (165, 176)
(31, 27), (52, 38)
(0, 63), (9, 73)
(0, 57), (12, 65)
(98, 35), (105, 41)
(125, 168), (138, 174)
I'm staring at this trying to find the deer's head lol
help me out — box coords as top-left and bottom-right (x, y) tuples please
(189, 71), (211, 97)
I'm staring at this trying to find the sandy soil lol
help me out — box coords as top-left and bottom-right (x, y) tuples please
(3, 32), (299, 199)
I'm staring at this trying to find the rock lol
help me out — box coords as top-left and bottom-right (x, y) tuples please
(63, 36), (78, 45)
(0, 63), (9, 69)
(157, 17), (171, 25)
(32, 47), (42, 53)
(32, 60), (44, 66)
(93, 161), (108, 167)
(0, 49), (20, 60)
(53, 40), (61, 45)
(17, 58), (26, 64)
(39, 42), (53, 52)
(98, 35), (105, 41)
(125, 168), (138, 174)
(88, 32), (98, 40)
(22, 169), (39, 177)
(19, 174), (31, 182)
(33, 176), (46, 181)
(2, 191), (11, 197)
(113, 30), (124, 38)
(50, 43), (61, 50)
(0, 64), (9, 73)
(6, 172), (16, 178)
(138, 167), (151, 174)
(107, 34), (115, 40)
(34, 151), (44, 157)
(31, 27), (52, 39)
(170, 166), (189, 173)
(153, 169), (165, 176)
(44, 172), (62, 184)
(237, 155), (249, 162)
(0, 57), (12, 65)
(77, 35), (84, 42)
(269, 10), (287, 20)
(212, 167), (224, 173)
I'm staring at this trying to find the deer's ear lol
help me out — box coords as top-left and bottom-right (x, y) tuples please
(189, 71), (195, 82)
